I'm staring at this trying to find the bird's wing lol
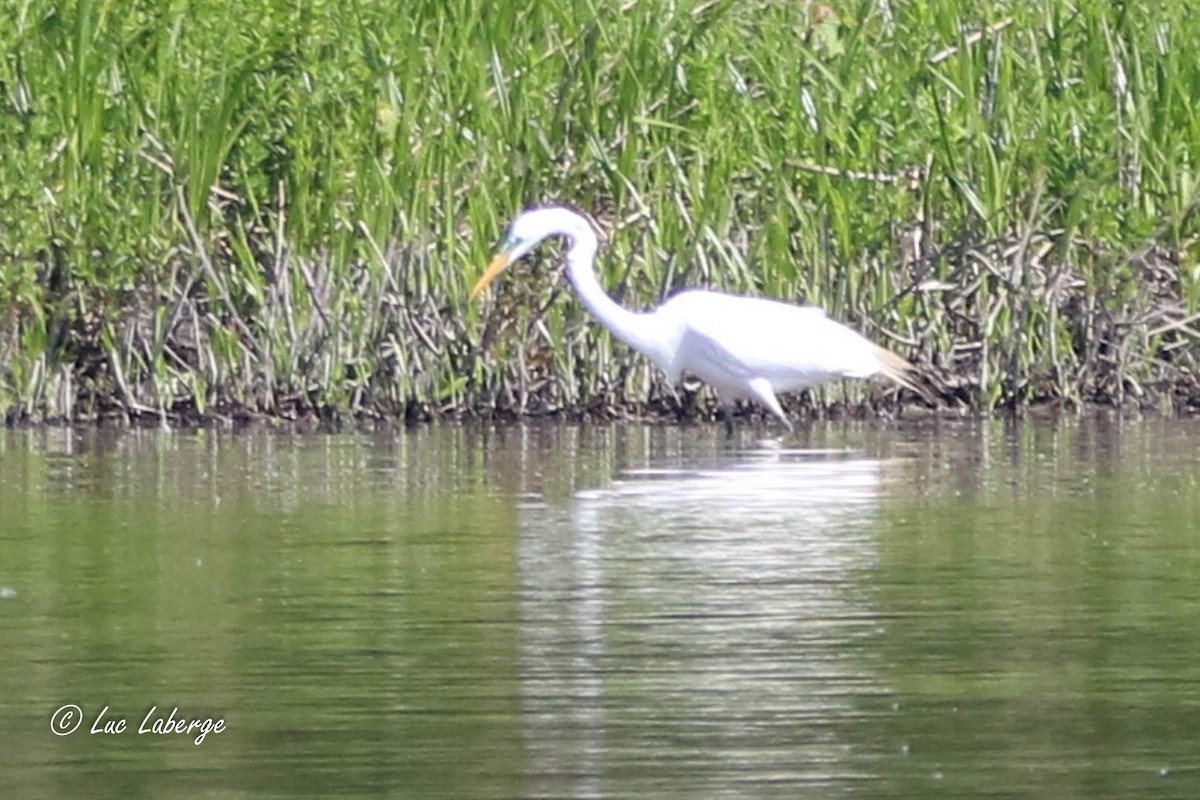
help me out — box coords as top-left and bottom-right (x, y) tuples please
(663, 290), (881, 390)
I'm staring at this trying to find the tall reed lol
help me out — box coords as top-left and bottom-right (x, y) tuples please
(1, 0), (1196, 424)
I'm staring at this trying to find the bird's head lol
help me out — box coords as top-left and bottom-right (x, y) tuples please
(469, 206), (597, 300)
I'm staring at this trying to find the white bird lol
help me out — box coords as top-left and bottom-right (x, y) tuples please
(471, 205), (933, 431)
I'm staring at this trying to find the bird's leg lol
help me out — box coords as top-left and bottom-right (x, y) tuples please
(715, 407), (734, 438)
(747, 378), (793, 433)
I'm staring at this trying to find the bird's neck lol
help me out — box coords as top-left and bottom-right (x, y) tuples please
(565, 237), (673, 371)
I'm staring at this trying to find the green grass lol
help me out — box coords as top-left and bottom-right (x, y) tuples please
(1, 0), (1197, 424)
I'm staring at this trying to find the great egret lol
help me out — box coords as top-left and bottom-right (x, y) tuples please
(471, 205), (932, 430)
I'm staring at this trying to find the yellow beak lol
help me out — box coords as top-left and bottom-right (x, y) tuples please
(469, 252), (512, 301)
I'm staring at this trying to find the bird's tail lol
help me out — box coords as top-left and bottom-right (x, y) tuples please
(873, 344), (945, 406)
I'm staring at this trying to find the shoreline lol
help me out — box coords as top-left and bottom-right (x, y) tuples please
(4, 394), (1197, 434)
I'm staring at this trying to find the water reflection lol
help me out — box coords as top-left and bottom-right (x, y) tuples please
(519, 445), (889, 797)
(3, 419), (1199, 799)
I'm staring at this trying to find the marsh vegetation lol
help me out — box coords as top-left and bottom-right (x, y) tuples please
(1, 1), (1197, 426)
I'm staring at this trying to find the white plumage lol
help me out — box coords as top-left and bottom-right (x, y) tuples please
(471, 205), (928, 429)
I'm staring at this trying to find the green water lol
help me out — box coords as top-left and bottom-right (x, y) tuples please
(1, 418), (1198, 798)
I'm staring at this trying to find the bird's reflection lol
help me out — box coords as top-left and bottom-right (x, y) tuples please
(517, 448), (888, 798)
